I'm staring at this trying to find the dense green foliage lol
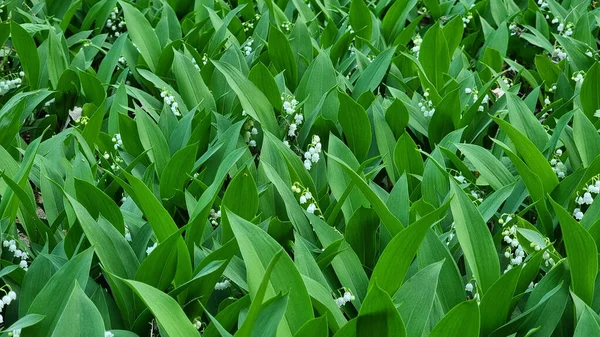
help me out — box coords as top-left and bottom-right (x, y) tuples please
(1, 0), (600, 336)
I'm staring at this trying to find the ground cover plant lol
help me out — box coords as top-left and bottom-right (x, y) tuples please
(0, 0), (600, 335)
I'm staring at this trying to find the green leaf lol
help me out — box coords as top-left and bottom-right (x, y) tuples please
(455, 143), (514, 190)
(580, 62), (600, 119)
(349, 0), (372, 41)
(479, 267), (521, 336)
(573, 109), (600, 167)
(574, 306), (600, 337)
(393, 262), (443, 337)
(24, 249), (94, 337)
(550, 197), (598, 305)
(11, 22), (40, 89)
(47, 28), (68, 89)
(121, 279), (199, 336)
(159, 143), (197, 199)
(449, 179), (500, 294)
(172, 50), (215, 113)
(357, 283), (406, 337)
(228, 210), (314, 335)
(0, 314), (45, 333)
(492, 116), (558, 193)
(119, 1), (161, 71)
(369, 203), (448, 296)
(419, 23), (449, 89)
(352, 47), (395, 98)
(327, 153), (403, 236)
(136, 108), (171, 176)
(428, 300), (480, 337)
(50, 283), (105, 337)
(221, 166), (259, 221)
(505, 92), (548, 151)
(338, 91), (372, 161)
(268, 25), (298, 89)
(212, 60), (280, 137)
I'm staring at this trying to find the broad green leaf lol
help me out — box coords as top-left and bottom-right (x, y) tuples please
(338, 91), (372, 161)
(550, 197), (598, 305)
(212, 60), (280, 137)
(455, 143), (514, 190)
(580, 62), (600, 119)
(11, 22), (40, 89)
(393, 261), (443, 337)
(50, 283), (105, 337)
(449, 179), (500, 294)
(228, 210), (314, 335)
(24, 249), (94, 337)
(172, 50), (215, 113)
(119, 1), (161, 71)
(428, 300), (480, 337)
(121, 279), (199, 336)
(369, 202), (448, 296)
(352, 47), (395, 98)
(357, 284), (406, 337)
(327, 154), (403, 236)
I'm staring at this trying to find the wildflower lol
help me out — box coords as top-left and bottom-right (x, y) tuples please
(146, 242), (157, 255)
(465, 283), (473, 292)
(214, 279), (231, 290)
(306, 203), (317, 213)
(194, 320), (202, 330)
(19, 260), (28, 270)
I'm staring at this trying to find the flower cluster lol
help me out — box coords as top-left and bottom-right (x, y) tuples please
(192, 57), (200, 71)
(193, 319), (202, 330)
(75, 115), (89, 126)
(243, 118), (258, 147)
(105, 7), (126, 38)
(333, 288), (355, 307)
(124, 226), (132, 241)
(556, 22), (573, 37)
(500, 218), (528, 272)
(44, 97), (56, 107)
(446, 221), (456, 246)
(146, 242), (157, 255)
(550, 148), (566, 179)
(160, 89), (181, 116)
(509, 22), (520, 36)
(542, 249), (555, 267)
(281, 94), (302, 138)
(102, 151), (124, 171)
(411, 34), (422, 57)
(462, 12), (473, 27)
(573, 178), (600, 221)
(242, 37), (253, 56)
(214, 279), (231, 290)
(111, 133), (123, 150)
(0, 290), (18, 324)
(281, 21), (292, 32)
(241, 14), (260, 32)
(3, 239), (29, 271)
(292, 183), (320, 214)
(419, 89), (435, 117)
(572, 71), (584, 84)
(209, 208), (221, 227)
(552, 47), (567, 62)
(303, 135), (322, 170)
(464, 279), (480, 303)
(0, 72), (23, 96)
(537, 0), (549, 9)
